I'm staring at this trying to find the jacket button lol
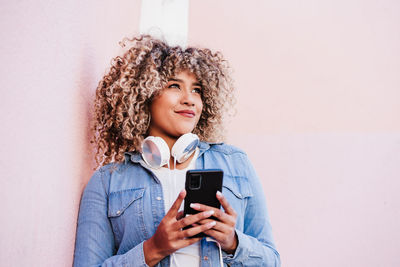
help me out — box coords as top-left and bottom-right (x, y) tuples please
(116, 210), (121, 215)
(203, 256), (209, 260)
(156, 197), (162, 200)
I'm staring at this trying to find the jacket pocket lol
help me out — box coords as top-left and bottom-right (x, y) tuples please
(108, 188), (145, 217)
(222, 175), (253, 231)
(107, 188), (147, 249)
(223, 175), (253, 199)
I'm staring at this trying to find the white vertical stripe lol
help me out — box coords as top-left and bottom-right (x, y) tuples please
(139, 0), (189, 48)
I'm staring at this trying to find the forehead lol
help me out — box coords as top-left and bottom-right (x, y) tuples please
(168, 69), (200, 84)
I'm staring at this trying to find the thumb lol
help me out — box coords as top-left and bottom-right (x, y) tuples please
(165, 189), (186, 219)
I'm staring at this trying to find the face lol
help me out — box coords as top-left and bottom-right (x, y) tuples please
(148, 70), (203, 140)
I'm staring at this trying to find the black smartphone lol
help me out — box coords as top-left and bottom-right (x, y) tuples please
(183, 169), (223, 237)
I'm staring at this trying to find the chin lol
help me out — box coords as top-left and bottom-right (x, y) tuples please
(176, 130), (194, 137)
(174, 127), (196, 137)
(174, 124), (197, 134)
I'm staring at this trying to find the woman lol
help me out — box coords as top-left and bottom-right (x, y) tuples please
(74, 35), (280, 267)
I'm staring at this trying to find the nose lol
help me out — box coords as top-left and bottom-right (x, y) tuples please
(180, 89), (195, 106)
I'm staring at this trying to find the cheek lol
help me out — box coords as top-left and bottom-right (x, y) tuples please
(150, 94), (174, 114)
(149, 101), (166, 126)
(196, 98), (203, 113)
(196, 103), (203, 120)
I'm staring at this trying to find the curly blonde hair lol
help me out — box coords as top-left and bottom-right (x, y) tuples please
(93, 35), (235, 168)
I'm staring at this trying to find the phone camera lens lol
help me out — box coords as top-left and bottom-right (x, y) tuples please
(189, 174), (202, 190)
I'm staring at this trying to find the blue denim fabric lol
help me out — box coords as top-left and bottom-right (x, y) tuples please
(73, 142), (281, 267)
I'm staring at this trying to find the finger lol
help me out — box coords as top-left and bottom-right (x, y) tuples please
(196, 219), (231, 234)
(202, 228), (238, 253)
(179, 220), (216, 239)
(189, 203), (220, 214)
(175, 210), (215, 230)
(190, 203), (232, 224)
(216, 191), (237, 216)
(202, 228), (225, 242)
(166, 190), (186, 219)
(196, 218), (213, 225)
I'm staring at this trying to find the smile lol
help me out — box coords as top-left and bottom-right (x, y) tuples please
(175, 110), (196, 118)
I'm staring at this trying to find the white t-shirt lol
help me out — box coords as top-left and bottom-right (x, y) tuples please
(149, 148), (200, 267)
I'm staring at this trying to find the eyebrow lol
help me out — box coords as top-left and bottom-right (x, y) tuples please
(169, 78), (202, 87)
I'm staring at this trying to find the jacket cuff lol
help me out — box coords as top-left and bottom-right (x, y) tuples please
(123, 241), (149, 267)
(222, 230), (247, 263)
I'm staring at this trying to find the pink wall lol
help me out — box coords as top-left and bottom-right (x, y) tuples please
(0, 1), (141, 265)
(1, 0), (399, 266)
(189, 1), (400, 266)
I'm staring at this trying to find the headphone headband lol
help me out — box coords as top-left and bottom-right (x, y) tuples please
(141, 133), (199, 169)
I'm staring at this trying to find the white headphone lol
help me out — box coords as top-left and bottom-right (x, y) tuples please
(141, 133), (199, 169)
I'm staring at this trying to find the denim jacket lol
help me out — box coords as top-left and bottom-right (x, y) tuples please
(74, 142), (280, 267)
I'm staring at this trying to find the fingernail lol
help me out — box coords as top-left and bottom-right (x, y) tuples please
(216, 191), (222, 197)
(208, 221), (216, 227)
(206, 210), (214, 216)
(190, 203), (200, 209)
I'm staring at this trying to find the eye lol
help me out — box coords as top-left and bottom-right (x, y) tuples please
(192, 87), (202, 94)
(168, 83), (180, 89)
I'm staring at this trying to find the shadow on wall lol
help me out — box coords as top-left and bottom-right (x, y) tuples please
(73, 44), (98, 215)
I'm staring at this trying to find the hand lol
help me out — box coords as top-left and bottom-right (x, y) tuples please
(143, 189), (217, 267)
(190, 191), (238, 254)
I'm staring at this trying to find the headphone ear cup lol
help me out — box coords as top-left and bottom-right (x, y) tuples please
(141, 136), (170, 168)
(171, 133), (199, 163)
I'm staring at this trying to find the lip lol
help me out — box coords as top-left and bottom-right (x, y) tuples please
(175, 109), (196, 118)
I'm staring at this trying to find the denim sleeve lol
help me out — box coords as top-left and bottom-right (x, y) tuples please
(73, 169), (149, 267)
(222, 153), (281, 267)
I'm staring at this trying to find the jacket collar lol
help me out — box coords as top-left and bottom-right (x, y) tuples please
(124, 141), (221, 164)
